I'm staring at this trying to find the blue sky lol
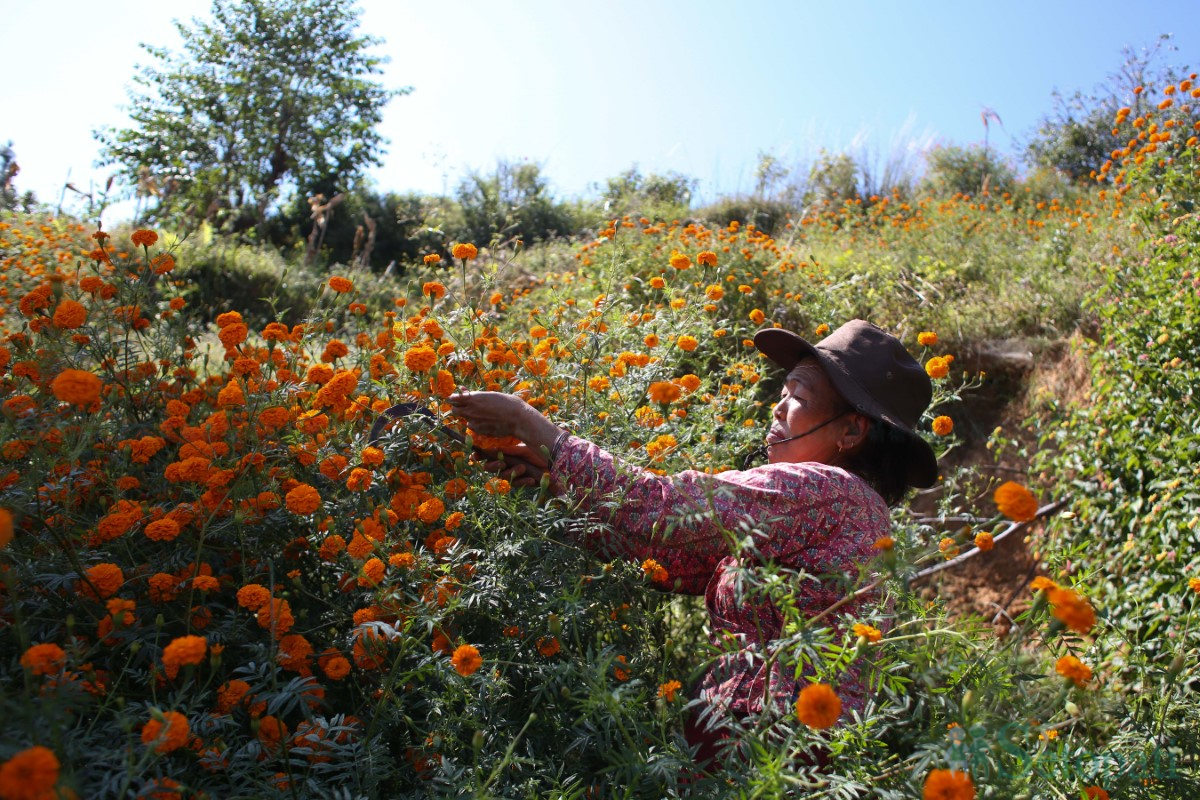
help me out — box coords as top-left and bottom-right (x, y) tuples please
(3, 0), (1197, 222)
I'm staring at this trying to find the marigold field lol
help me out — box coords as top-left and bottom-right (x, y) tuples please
(2, 80), (1200, 799)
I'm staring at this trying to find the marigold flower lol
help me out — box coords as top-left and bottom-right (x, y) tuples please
(142, 711), (190, 753)
(973, 531), (994, 551)
(328, 275), (354, 293)
(795, 683), (842, 729)
(1189, 577), (1200, 594)
(932, 415), (954, 436)
(1083, 787), (1109, 800)
(0, 508), (12, 549)
(676, 335), (699, 352)
(404, 344), (438, 372)
(216, 679), (251, 713)
(658, 679), (683, 701)
(451, 644), (482, 676)
(423, 253), (441, 265)
(20, 643), (67, 676)
(749, 308), (766, 325)
(83, 563), (124, 599)
(257, 598), (295, 635)
(669, 252), (691, 270)
(993, 481), (1038, 522)
(452, 242), (478, 260)
(678, 374), (701, 392)
(1031, 576), (1058, 592)
(851, 623), (882, 643)
(52, 298), (88, 329)
(323, 655), (351, 680)
(647, 381), (681, 404)
(144, 518), (182, 542)
(939, 537), (959, 559)
(705, 284), (725, 301)
(873, 536), (894, 550)
(1055, 655), (1092, 687)
(51, 368), (102, 406)
(918, 331), (939, 346)
(162, 635), (207, 679)
(285, 483), (321, 515)
(536, 636), (560, 657)
(131, 229), (159, 248)
(218, 322), (248, 349)
(641, 558), (669, 584)
(697, 250), (718, 266)
(925, 356), (950, 379)
(237, 583), (271, 611)
(1048, 587), (1096, 634)
(922, 768), (975, 799)
(421, 281), (447, 300)
(0, 746), (60, 799)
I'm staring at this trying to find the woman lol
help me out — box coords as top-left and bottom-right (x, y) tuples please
(448, 320), (937, 765)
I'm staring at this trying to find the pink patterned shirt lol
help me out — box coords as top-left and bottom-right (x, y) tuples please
(549, 435), (890, 718)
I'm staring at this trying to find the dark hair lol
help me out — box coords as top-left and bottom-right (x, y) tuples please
(840, 420), (911, 507)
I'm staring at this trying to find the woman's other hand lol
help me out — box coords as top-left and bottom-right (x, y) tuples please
(448, 391), (565, 461)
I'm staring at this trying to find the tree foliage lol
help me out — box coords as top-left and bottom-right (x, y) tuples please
(454, 160), (582, 248)
(921, 144), (1016, 197)
(95, 0), (406, 232)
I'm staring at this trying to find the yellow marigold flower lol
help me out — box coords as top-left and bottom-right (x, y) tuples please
(993, 481), (1038, 522)
(647, 381), (681, 404)
(162, 635), (207, 679)
(939, 537), (960, 559)
(131, 229), (159, 248)
(0, 746), (60, 799)
(697, 250), (718, 266)
(974, 531), (994, 551)
(705, 284), (725, 301)
(452, 243), (478, 260)
(529, 325), (548, 338)
(1048, 587), (1097, 634)
(814, 323), (830, 336)
(925, 356), (950, 379)
(423, 253), (441, 265)
(658, 679), (683, 701)
(1055, 654), (1092, 687)
(451, 644), (482, 676)
(328, 276), (354, 293)
(142, 711), (189, 753)
(1189, 577), (1200, 593)
(851, 623), (882, 643)
(669, 251), (691, 270)
(20, 643), (66, 676)
(749, 308), (766, 325)
(932, 415), (954, 436)
(795, 683), (841, 729)
(285, 484), (321, 515)
(51, 368), (102, 406)
(404, 345), (438, 372)
(918, 331), (938, 346)
(52, 298), (88, 329)
(676, 335), (699, 352)
(922, 768), (975, 799)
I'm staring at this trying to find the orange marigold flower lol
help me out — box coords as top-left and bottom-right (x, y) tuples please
(932, 415), (954, 436)
(925, 356), (950, 379)
(236, 583), (271, 611)
(795, 683), (842, 729)
(749, 308), (766, 325)
(84, 563), (124, 599)
(873, 535), (894, 550)
(215, 310), (243, 328)
(257, 598), (295, 635)
(922, 768), (975, 799)
(676, 335), (699, 352)
(417, 497), (445, 524)
(431, 368), (456, 397)
(451, 243), (478, 260)
(20, 643), (67, 676)
(216, 679), (251, 713)
(346, 467), (373, 492)
(851, 623), (882, 643)
(257, 716), (289, 751)
(404, 345), (438, 372)
(678, 374), (701, 392)
(217, 322), (248, 349)
(697, 250), (718, 266)
(142, 711), (190, 753)
(451, 644), (482, 676)
(323, 655), (352, 680)
(328, 276), (354, 293)
(669, 251), (691, 270)
(705, 284), (724, 301)
(131, 229), (159, 248)
(51, 369), (102, 406)
(144, 518), (181, 542)
(647, 381), (681, 404)
(1083, 787), (1109, 800)
(1189, 577), (1200, 594)
(1048, 587), (1097, 634)
(939, 537), (959, 559)
(0, 746), (60, 799)
(641, 558), (669, 584)
(918, 331), (938, 346)
(1055, 654), (1092, 687)
(162, 635), (207, 679)
(536, 636), (561, 657)
(422, 281), (447, 300)
(658, 679), (683, 701)
(285, 483), (321, 515)
(423, 253), (441, 265)
(993, 481), (1038, 522)
(1031, 576), (1058, 592)
(974, 531), (994, 551)
(0, 508), (12, 549)
(52, 298), (88, 329)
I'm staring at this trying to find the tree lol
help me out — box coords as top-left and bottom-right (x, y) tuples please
(96, 0), (406, 232)
(921, 144), (1016, 197)
(454, 161), (581, 248)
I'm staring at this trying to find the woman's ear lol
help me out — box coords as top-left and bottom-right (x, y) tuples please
(839, 413), (871, 451)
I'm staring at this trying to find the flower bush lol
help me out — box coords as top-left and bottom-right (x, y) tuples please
(2, 98), (1198, 795)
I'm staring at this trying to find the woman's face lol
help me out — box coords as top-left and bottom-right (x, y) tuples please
(767, 358), (855, 465)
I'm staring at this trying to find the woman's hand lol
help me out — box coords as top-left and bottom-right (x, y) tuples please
(448, 391), (565, 463)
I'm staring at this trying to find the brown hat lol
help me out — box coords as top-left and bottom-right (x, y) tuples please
(753, 320), (938, 488)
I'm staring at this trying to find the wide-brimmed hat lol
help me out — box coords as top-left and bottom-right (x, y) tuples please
(753, 320), (938, 488)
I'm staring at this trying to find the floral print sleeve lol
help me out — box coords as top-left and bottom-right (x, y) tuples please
(548, 434), (892, 718)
